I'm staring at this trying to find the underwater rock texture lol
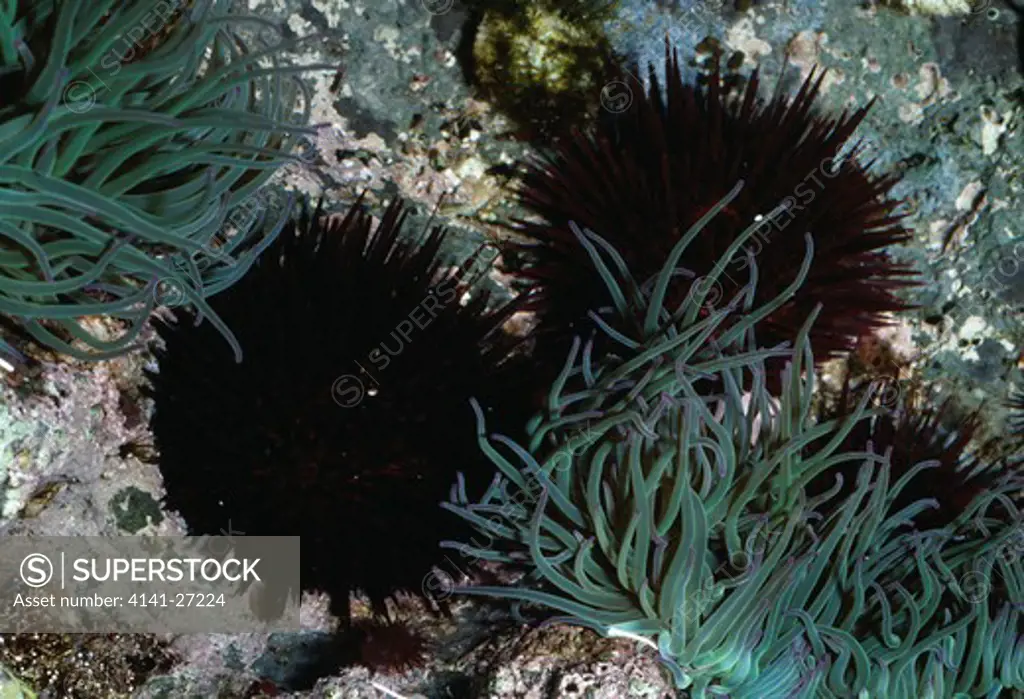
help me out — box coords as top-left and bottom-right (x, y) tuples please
(0, 0), (1021, 696)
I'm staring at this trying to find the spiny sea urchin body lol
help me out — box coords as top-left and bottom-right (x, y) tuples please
(806, 379), (1011, 531)
(506, 44), (918, 386)
(352, 619), (428, 673)
(1008, 385), (1024, 437)
(146, 197), (535, 621)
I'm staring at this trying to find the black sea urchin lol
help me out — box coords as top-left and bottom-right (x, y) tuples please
(506, 44), (918, 384)
(806, 380), (1003, 531)
(353, 619), (428, 673)
(147, 197), (534, 621)
(1008, 385), (1024, 437)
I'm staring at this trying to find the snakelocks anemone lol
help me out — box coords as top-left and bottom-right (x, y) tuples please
(443, 182), (1023, 697)
(0, 0), (328, 359)
(147, 196), (538, 623)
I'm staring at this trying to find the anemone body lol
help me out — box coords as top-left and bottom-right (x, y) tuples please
(0, 0), (325, 359)
(507, 45), (918, 385)
(147, 197), (534, 620)
(445, 195), (1023, 696)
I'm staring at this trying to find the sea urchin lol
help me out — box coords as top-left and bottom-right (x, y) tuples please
(806, 378), (1003, 531)
(505, 44), (918, 385)
(1008, 385), (1024, 437)
(147, 196), (534, 621)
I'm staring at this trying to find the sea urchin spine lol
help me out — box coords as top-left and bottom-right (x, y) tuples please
(505, 43), (919, 386)
(147, 196), (536, 621)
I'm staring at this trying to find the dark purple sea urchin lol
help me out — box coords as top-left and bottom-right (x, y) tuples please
(146, 197), (534, 622)
(505, 45), (919, 384)
(1008, 386), (1024, 437)
(353, 618), (428, 673)
(806, 379), (1002, 531)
